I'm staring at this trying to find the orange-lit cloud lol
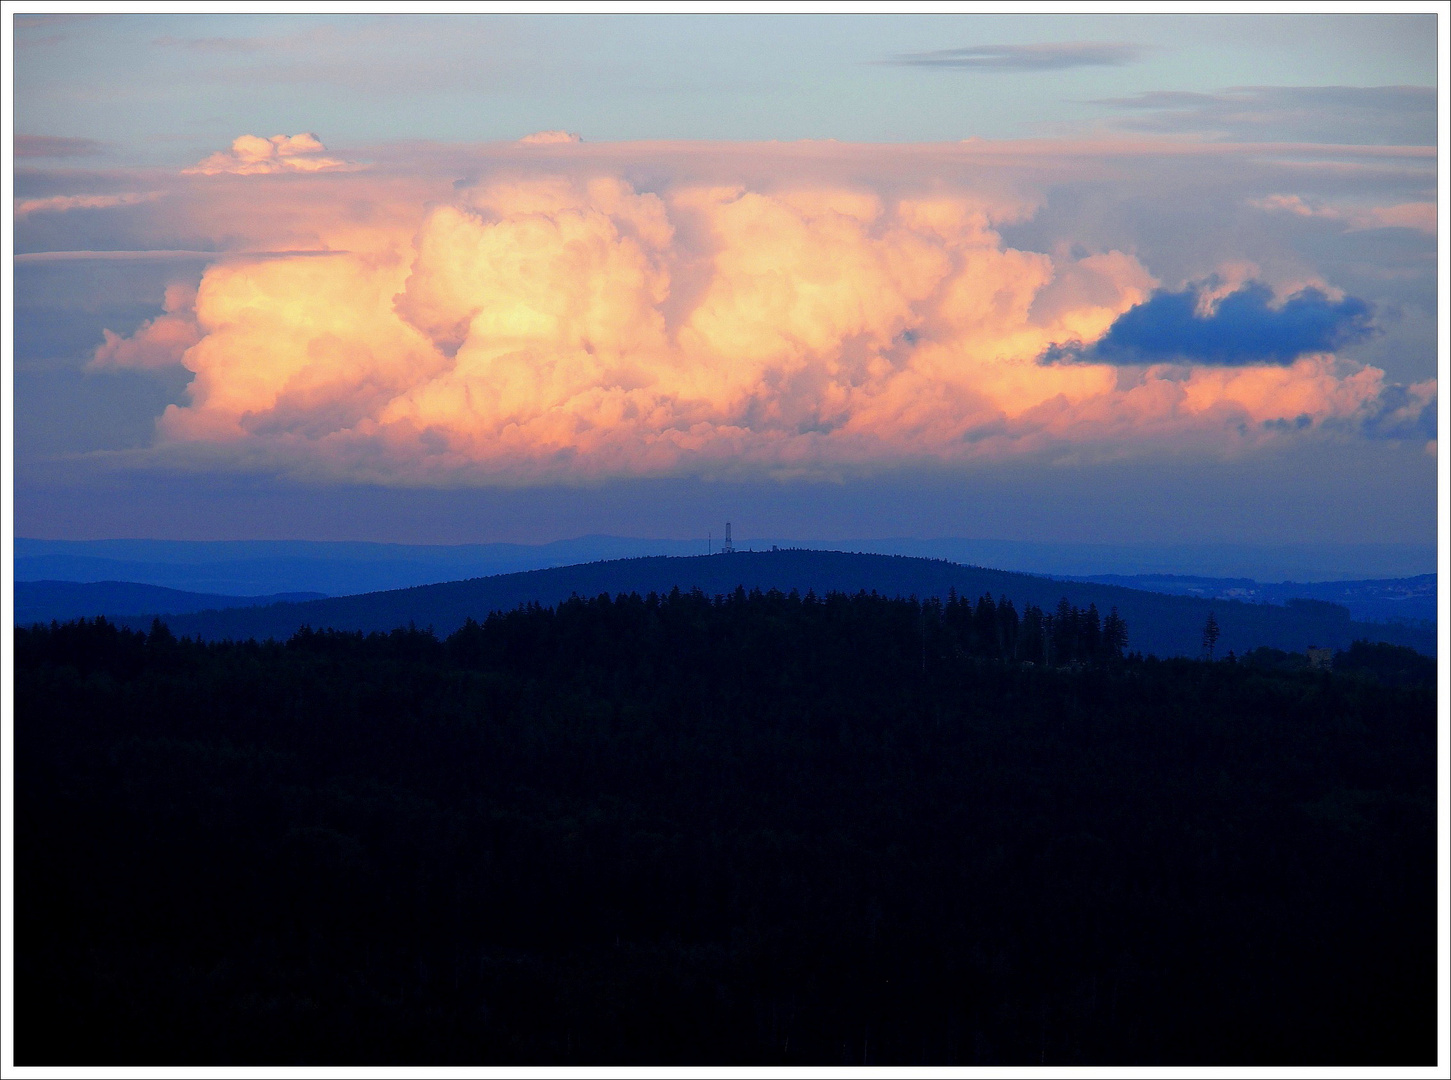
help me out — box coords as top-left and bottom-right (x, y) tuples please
(90, 143), (1421, 483)
(91, 283), (201, 370)
(520, 130), (583, 144)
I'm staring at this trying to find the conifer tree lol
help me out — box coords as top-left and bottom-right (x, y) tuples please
(1202, 611), (1221, 661)
(1102, 606), (1129, 658)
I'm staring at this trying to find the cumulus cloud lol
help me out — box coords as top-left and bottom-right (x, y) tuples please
(1047, 281), (1375, 366)
(890, 42), (1141, 71)
(80, 156), (1418, 485)
(184, 133), (352, 176)
(90, 283), (202, 370)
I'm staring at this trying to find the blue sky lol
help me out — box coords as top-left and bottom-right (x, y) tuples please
(15, 14), (1437, 153)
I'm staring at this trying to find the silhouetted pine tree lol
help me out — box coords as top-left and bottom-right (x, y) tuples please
(1102, 607), (1129, 658)
(1202, 611), (1221, 661)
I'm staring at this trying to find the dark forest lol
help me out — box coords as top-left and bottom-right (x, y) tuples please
(15, 587), (1437, 1064)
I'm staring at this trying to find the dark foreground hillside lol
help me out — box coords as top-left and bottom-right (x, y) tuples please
(16, 589), (1436, 1065)
(82, 549), (1434, 657)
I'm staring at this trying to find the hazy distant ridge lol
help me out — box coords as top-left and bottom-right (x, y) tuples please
(16, 536), (1437, 597)
(16, 580), (326, 626)
(57, 549), (1435, 658)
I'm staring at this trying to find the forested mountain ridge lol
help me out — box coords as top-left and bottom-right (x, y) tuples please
(48, 549), (1435, 657)
(16, 590), (1435, 1063)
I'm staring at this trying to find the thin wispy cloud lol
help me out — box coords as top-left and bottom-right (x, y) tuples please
(14, 134), (104, 158)
(14, 12), (103, 47)
(1097, 85), (1436, 146)
(14, 192), (160, 219)
(889, 42), (1142, 72)
(1251, 194), (1435, 236)
(141, 18), (529, 96)
(14, 14), (103, 28)
(153, 35), (273, 53)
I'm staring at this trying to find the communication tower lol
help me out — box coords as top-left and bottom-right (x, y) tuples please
(722, 522), (734, 554)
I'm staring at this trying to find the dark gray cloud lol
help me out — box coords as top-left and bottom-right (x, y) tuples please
(1096, 85), (1435, 146)
(889, 41), (1141, 72)
(14, 134), (104, 158)
(1047, 281), (1375, 366)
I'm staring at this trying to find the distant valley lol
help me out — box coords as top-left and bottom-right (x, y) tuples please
(15, 581), (327, 628)
(1066, 573), (1436, 626)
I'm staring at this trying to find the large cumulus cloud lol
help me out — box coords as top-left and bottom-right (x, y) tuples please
(84, 136), (1431, 483)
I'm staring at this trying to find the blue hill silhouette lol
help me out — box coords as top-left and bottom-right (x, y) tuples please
(16, 580), (325, 626)
(34, 549), (1432, 658)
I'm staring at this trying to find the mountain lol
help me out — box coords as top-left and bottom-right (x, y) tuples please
(15, 581), (326, 627)
(59, 549), (1433, 658)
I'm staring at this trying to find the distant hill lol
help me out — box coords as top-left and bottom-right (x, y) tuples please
(16, 536), (1437, 596)
(56, 549), (1433, 658)
(12, 536), (711, 596)
(15, 581), (326, 627)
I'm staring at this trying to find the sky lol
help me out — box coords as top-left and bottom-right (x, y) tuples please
(9, 12), (1443, 554)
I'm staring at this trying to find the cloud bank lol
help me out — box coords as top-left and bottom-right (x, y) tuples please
(78, 136), (1432, 484)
